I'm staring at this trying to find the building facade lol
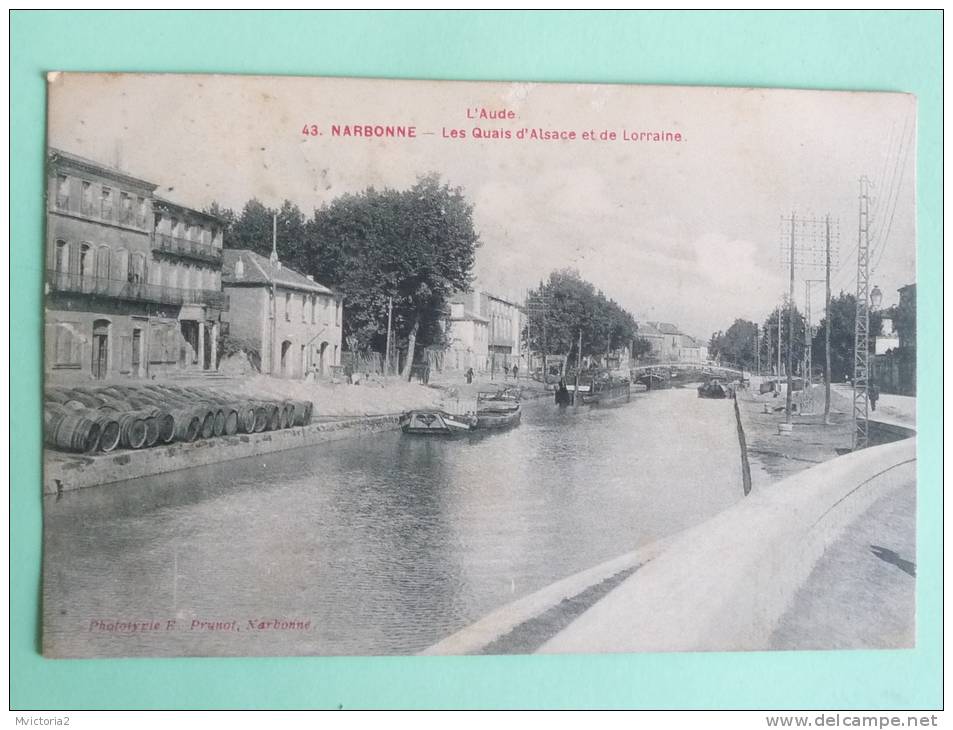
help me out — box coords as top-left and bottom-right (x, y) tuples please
(446, 290), (490, 372)
(485, 292), (526, 372)
(221, 249), (342, 378)
(45, 149), (228, 383)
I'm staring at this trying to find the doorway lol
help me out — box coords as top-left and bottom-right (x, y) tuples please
(131, 328), (141, 376)
(92, 320), (110, 379)
(280, 340), (292, 376)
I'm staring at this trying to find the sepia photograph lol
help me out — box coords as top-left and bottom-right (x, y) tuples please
(41, 73), (917, 658)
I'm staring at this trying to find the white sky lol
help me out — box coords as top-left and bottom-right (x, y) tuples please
(47, 73), (916, 340)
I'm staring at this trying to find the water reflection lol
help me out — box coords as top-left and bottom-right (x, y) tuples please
(43, 387), (743, 656)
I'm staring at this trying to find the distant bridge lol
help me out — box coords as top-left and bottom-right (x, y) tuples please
(630, 362), (747, 388)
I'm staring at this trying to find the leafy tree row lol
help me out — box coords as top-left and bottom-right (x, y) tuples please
(708, 292), (884, 380)
(207, 174), (479, 377)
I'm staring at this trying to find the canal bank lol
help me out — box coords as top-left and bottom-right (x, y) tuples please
(44, 386), (746, 657)
(43, 373), (551, 494)
(423, 382), (917, 655)
(44, 414), (403, 494)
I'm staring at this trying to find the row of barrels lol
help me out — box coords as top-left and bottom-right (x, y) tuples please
(44, 383), (314, 454)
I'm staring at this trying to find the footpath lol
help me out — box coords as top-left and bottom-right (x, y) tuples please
(425, 379), (917, 655)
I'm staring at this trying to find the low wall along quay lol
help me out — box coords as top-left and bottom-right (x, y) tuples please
(44, 414), (400, 494)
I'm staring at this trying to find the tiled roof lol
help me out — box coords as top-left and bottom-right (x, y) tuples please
(222, 249), (335, 295)
(650, 321), (681, 335)
(637, 322), (664, 338)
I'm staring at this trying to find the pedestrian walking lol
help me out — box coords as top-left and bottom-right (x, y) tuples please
(512, 364), (519, 380)
(465, 367), (474, 385)
(868, 380), (880, 412)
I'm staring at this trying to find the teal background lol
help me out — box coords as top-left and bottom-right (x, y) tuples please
(11, 10), (942, 709)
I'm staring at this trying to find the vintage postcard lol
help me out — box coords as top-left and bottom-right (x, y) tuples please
(42, 74), (916, 657)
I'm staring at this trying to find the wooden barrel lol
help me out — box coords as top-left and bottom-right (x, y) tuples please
(118, 414), (147, 449)
(223, 408), (239, 436)
(237, 404), (256, 434)
(267, 404), (281, 431)
(252, 404), (269, 433)
(211, 409), (226, 437)
(171, 408), (202, 443)
(44, 387), (73, 405)
(92, 414), (121, 452)
(291, 400), (313, 426)
(201, 410), (216, 439)
(142, 416), (159, 447)
(43, 403), (69, 437)
(47, 410), (101, 453)
(156, 411), (175, 443)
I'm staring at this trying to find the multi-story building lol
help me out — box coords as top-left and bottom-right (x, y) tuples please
(446, 290), (490, 372)
(485, 292), (526, 372)
(45, 149), (228, 382)
(221, 249), (342, 378)
(445, 289), (526, 373)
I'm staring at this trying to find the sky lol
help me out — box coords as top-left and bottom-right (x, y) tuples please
(47, 73), (916, 340)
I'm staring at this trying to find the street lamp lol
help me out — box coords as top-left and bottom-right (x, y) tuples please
(870, 285), (883, 310)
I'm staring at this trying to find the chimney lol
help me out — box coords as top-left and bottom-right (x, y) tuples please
(234, 257), (244, 280)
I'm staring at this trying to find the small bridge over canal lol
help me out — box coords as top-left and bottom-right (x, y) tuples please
(630, 363), (747, 389)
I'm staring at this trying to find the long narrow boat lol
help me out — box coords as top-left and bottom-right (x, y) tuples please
(474, 388), (522, 430)
(583, 377), (632, 406)
(400, 410), (476, 435)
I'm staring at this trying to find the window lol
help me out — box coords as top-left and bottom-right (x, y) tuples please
(301, 294), (308, 322)
(52, 322), (82, 368)
(120, 192), (133, 224)
(311, 296), (316, 324)
(170, 217), (179, 239)
(56, 175), (69, 209)
(81, 181), (93, 215)
(96, 245), (111, 293)
(53, 240), (70, 289)
(101, 187), (113, 219)
(136, 197), (147, 227)
(336, 300), (342, 327)
(129, 253), (145, 285)
(79, 243), (92, 291)
(285, 292), (292, 321)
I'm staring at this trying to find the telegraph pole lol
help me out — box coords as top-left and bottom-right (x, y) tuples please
(786, 212), (796, 423)
(824, 215), (833, 424)
(852, 177), (872, 450)
(776, 305), (782, 383)
(755, 324), (760, 376)
(574, 329), (583, 407)
(780, 212), (840, 422)
(384, 296), (393, 376)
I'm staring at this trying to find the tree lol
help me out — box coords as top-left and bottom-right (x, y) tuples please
(305, 174), (479, 378)
(631, 336), (652, 361)
(811, 292), (884, 382)
(523, 269), (637, 365)
(761, 304), (807, 377)
(709, 319), (758, 370)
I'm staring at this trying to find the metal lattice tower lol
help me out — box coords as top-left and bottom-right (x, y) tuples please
(852, 177), (872, 450)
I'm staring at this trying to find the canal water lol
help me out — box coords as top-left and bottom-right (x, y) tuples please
(43, 386), (743, 657)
